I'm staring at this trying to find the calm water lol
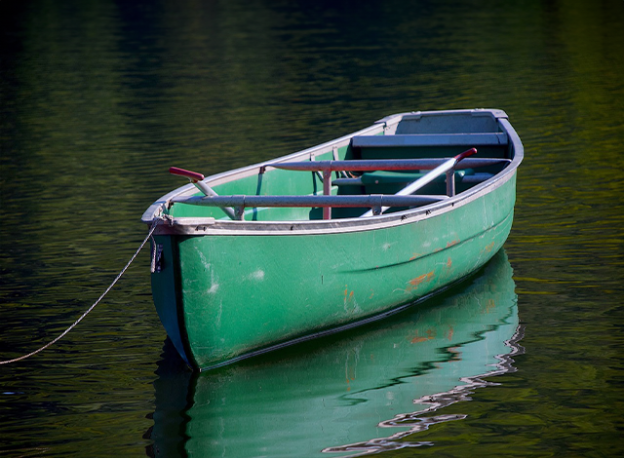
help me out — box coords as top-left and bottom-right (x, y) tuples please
(1, 0), (623, 456)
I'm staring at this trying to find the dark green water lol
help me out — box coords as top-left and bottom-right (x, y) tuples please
(1, 0), (623, 456)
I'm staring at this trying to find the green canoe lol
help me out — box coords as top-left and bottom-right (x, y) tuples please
(142, 109), (523, 371)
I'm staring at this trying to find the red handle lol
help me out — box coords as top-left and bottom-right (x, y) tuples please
(455, 148), (478, 162)
(169, 167), (205, 182)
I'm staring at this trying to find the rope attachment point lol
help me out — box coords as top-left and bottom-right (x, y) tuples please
(0, 218), (160, 365)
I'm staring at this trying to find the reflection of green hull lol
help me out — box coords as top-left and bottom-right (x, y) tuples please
(151, 250), (519, 457)
(143, 109), (523, 370)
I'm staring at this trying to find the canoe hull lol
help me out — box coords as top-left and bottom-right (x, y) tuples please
(151, 173), (516, 370)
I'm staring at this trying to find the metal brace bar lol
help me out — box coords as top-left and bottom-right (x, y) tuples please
(445, 170), (456, 196)
(323, 170), (331, 219)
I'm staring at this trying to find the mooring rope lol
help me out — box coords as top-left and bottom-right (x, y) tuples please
(0, 220), (159, 366)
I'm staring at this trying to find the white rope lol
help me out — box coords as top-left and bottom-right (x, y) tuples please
(0, 220), (159, 365)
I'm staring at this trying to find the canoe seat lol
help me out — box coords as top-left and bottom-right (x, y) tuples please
(351, 133), (508, 148)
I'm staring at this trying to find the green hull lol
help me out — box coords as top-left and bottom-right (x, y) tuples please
(143, 109), (523, 370)
(150, 250), (520, 457)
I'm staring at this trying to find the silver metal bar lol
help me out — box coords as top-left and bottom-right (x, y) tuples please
(445, 170), (455, 197)
(271, 158), (509, 172)
(234, 205), (245, 221)
(322, 170), (331, 219)
(171, 194), (448, 208)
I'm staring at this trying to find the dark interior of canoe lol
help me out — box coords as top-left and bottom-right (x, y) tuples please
(166, 113), (514, 221)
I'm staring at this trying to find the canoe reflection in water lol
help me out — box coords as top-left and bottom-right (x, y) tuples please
(147, 249), (522, 457)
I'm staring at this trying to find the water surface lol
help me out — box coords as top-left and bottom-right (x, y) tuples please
(1, 0), (623, 456)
